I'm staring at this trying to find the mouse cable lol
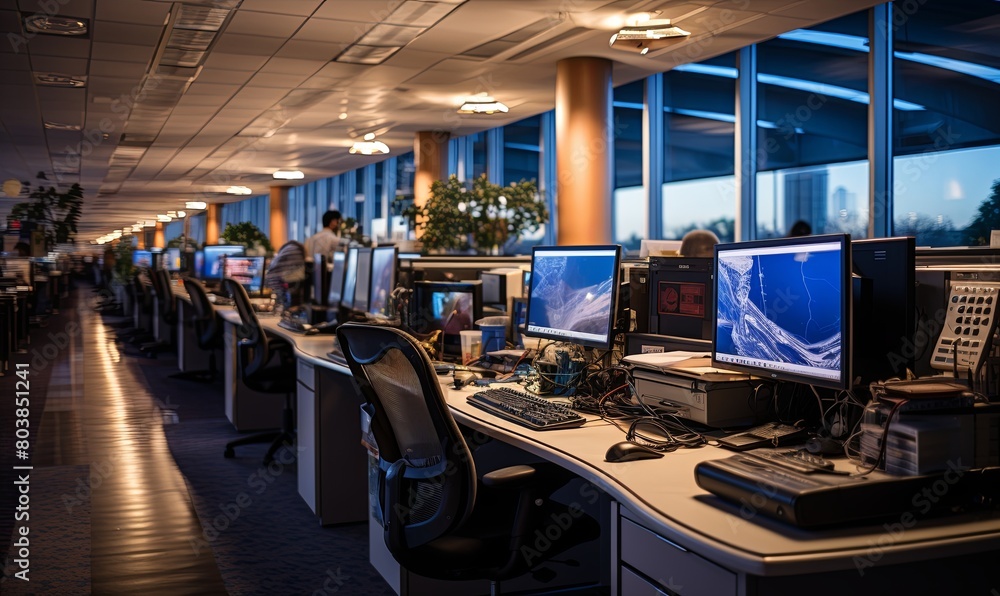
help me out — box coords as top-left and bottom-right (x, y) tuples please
(625, 416), (708, 453)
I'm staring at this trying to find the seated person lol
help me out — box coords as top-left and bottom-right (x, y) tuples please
(265, 241), (306, 309)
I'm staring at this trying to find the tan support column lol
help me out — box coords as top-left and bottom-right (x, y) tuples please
(206, 204), (220, 244)
(154, 222), (165, 248)
(413, 131), (450, 237)
(269, 186), (289, 248)
(135, 230), (145, 249)
(555, 57), (614, 246)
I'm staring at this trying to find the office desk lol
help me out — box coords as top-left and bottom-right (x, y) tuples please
(225, 324), (1000, 594)
(216, 309), (367, 526)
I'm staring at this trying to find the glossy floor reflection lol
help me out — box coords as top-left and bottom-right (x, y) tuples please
(3, 293), (227, 594)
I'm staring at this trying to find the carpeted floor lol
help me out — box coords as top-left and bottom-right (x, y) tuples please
(126, 326), (395, 596)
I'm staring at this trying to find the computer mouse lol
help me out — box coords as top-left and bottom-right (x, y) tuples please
(453, 370), (481, 389)
(605, 441), (664, 463)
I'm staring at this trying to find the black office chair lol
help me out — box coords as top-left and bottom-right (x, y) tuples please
(223, 278), (297, 465)
(170, 278), (222, 383)
(337, 323), (599, 593)
(115, 275), (154, 342)
(139, 269), (177, 356)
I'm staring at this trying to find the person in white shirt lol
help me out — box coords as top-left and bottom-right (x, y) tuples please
(304, 210), (342, 261)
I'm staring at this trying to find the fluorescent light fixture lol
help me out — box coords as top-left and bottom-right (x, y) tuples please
(335, 45), (402, 65)
(272, 170), (304, 180)
(144, 220), (156, 227)
(226, 185), (252, 195)
(349, 133), (390, 155)
(24, 15), (88, 36)
(33, 72), (87, 87)
(44, 121), (82, 131)
(131, 224), (143, 232)
(157, 214), (172, 222)
(610, 19), (690, 54)
(186, 201), (207, 210)
(458, 97), (509, 114)
(177, 211), (186, 218)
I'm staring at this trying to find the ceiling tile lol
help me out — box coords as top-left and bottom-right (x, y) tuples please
(293, 18), (368, 44)
(260, 57), (326, 75)
(238, 0), (323, 17)
(25, 36), (91, 58)
(203, 52), (269, 72)
(247, 71), (312, 88)
(227, 10), (306, 38)
(92, 41), (156, 64)
(197, 67), (256, 85)
(96, 0), (171, 26)
(213, 32), (285, 56)
(313, 1), (385, 23)
(89, 59), (147, 79)
(92, 21), (162, 45)
(274, 39), (344, 61)
(18, 0), (95, 19)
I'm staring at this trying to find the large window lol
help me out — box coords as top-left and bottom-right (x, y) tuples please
(613, 80), (645, 250)
(755, 12), (870, 239)
(503, 115), (540, 185)
(663, 52), (737, 242)
(892, 0), (1000, 246)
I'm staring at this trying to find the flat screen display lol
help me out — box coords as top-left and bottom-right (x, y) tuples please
(411, 281), (483, 357)
(713, 234), (852, 390)
(341, 247), (359, 311)
(367, 246), (397, 318)
(223, 256), (266, 296)
(202, 245), (246, 281)
(327, 251), (347, 307)
(132, 250), (152, 268)
(525, 245), (622, 350)
(354, 248), (372, 314)
(164, 247), (181, 272)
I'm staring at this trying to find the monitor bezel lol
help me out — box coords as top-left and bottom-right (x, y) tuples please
(327, 250), (347, 308)
(340, 247), (360, 311)
(711, 233), (852, 390)
(410, 281), (484, 356)
(202, 245), (246, 282)
(524, 244), (623, 351)
(353, 247), (373, 314)
(367, 245), (398, 318)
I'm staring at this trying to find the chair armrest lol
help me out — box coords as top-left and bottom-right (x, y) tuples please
(383, 459), (407, 554)
(482, 464), (536, 489)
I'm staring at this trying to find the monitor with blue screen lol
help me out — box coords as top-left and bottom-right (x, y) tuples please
(340, 247), (359, 312)
(193, 250), (205, 279)
(712, 234), (852, 390)
(327, 251), (347, 308)
(223, 256), (266, 297)
(411, 281), (483, 358)
(525, 245), (622, 350)
(202, 245), (245, 282)
(164, 247), (181, 272)
(132, 250), (152, 268)
(367, 246), (397, 319)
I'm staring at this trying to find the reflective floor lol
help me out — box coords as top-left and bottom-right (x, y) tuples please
(3, 293), (227, 594)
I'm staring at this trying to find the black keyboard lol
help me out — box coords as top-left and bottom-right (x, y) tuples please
(279, 319), (308, 333)
(717, 423), (807, 451)
(467, 388), (586, 431)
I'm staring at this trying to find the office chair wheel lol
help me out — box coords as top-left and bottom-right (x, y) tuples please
(223, 447), (235, 458)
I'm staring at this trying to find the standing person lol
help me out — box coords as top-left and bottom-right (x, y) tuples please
(304, 210), (342, 261)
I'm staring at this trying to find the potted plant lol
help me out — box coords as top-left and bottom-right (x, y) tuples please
(9, 175), (84, 249)
(398, 174), (548, 254)
(221, 221), (273, 255)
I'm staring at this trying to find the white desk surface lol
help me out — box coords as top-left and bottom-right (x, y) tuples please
(204, 309), (1000, 577)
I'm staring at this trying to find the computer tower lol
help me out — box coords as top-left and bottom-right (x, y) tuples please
(647, 257), (713, 341)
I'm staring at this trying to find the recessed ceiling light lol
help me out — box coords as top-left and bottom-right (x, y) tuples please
(44, 121), (82, 131)
(272, 170), (304, 180)
(157, 214), (172, 222)
(226, 185), (252, 195)
(609, 19), (690, 54)
(24, 15), (88, 36)
(458, 97), (509, 114)
(186, 201), (207, 210)
(349, 133), (389, 155)
(144, 220), (156, 227)
(33, 72), (87, 87)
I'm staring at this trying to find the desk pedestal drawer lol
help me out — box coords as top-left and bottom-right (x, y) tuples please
(620, 516), (735, 596)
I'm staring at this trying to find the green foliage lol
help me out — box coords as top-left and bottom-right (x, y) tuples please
(221, 221), (273, 253)
(339, 217), (365, 243)
(397, 174), (548, 253)
(167, 235), (199, 251)
(964, 178), (1000, 246)
(10, 179), (84, 247)
(112, 240), (135, 283)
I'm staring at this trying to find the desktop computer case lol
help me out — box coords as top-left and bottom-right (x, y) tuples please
(633, 368), (759, 428)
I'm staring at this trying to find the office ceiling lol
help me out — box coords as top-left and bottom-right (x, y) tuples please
(0, 0), (881, 240)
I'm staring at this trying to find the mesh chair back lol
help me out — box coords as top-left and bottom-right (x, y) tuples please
(337, 323), (476, 549)
(224, 278), (270, 377)
(152, 268), (175, 319)
(183, 279), (220, 348)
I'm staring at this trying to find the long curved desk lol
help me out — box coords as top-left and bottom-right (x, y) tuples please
(207, 308), (1000, 595)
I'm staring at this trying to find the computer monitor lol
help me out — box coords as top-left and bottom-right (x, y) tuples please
(713, 234), (852, 390)
(223, 256), (266, 297)
(411, 281), (484, 357)
(132, 249), (152, 268)
(193, 250), (205, 279)
(165, 247), (182, 272)
(480, 268), (523, 307)
(313, 254), (330, 306)
(647, 257), (713, 341)
(327, 251), (347, 308)
(852, 236), (916, 383)
(525, 245), (623, 351)
(353, 248), (372, 314)
(367, 246), (397, 319)
(341, 247), (360, 312)
(202, 245), (246, 282)
(2, 257), (32, 283)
